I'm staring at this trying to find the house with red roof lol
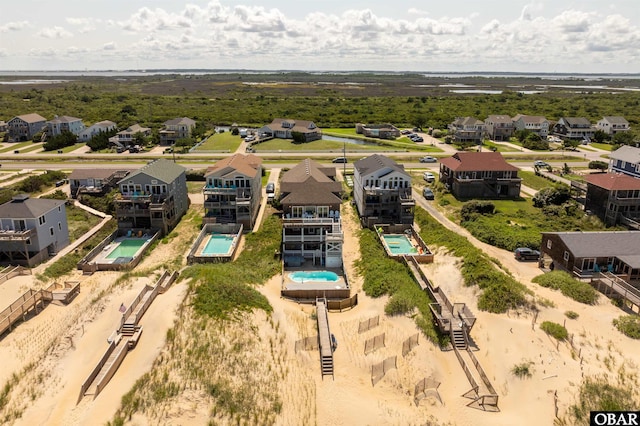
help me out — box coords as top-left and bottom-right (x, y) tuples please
(439, 151), (521, 199)
(585, 172), (640, 227)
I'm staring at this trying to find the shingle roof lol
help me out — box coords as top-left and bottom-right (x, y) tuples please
(281, 159), (336, 185)
(118, 123), (150, 134)
(486, 115), (513, 123)
(68, 168), (133, 180)
(354, 154), (408, 177)
(544, 231), (640, 258)
(452, 117), (484, 126)
(47, 115), (82, 124)
(266, 118), (319, 134)
(164, 117), (196, 126)
(562, 117), (592, 127)
(439, 152), (519, 172)
(205, 154), (262, 179)
(13, 113), (46, 123)
(119, 159), (185, 184)
(586, 172), (640, 190)
(602, 116), (629, 125)
(0, 195), (65, 218)
(280, 159), (342, 203)
(513, 115), (548, 124)
(609, 145), (640, 164)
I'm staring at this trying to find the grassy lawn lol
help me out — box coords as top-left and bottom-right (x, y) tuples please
(590, 142), (614, 151)
(519, 170), (562, 191)
(66, 204), (103, 242)
(254, 138), (382, 152)
(187, 181), (205, 193)
(483, 140), (519, 152)
(261, 170), (270, 186)
(0, 141), (40, 153)
(194, 132), (242, 152)
(59, 143), (86, 153)
(322, 128), (359, 136)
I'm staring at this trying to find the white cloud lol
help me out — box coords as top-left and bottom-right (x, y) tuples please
(0, 21), (29, 32)
(66, 17), (101, 33)
(552, 10), (594, 33)
(119, 7), (192, 33)
(37, 26), (73, 39)
(103, 42), (117, 50)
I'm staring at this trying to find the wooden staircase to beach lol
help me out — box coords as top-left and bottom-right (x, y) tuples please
(316, 298), (334, 378)
(451, 326), (468, 350)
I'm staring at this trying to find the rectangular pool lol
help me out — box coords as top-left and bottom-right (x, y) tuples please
(382, 234), (418, 255)
(106, 238), (147, 259)
(202, 234), (236, 255)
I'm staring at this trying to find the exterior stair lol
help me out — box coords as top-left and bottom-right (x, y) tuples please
(451, 327), (467, 349)
(321, 354), (334, 376)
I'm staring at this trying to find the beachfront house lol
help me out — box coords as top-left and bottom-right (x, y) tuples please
(439, 151), (521, 199)
(484, 115), (514, 141)
(7, 113), (47, 141)
(79, 120), (117, 142)
(0, 195), (69, 266)
(353, 154), (415, 228)
(280, 159), (343, 268)
(609, 145), (640, 179)
(448, 117), (485, 144)
(540, 231), (640, 282)
(45, 115), (85, 137)
(552, 117), (596, 141)
(115, 159), (189, 236)
(203, 154), (263, 229)
(69, 168), (132, 199)
(512, 115), (550, 138)
(355, 123), (401, 139)
(584, 172), (640, 227)
(159, 117), (197, 146)
(109, 123), (151, 149)
(596, 116), (630, 136)
(259, 118), (322, 142)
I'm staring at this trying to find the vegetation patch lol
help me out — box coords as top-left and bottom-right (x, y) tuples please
(414, 209), (529, 313)
(540, 321), (568, 341)
(532, 271), (599, 305)
(565, 310), (579, 320)
(511, 361), (534, 379)
(354, 227), (439, 343)
(612, 315), (640, 339)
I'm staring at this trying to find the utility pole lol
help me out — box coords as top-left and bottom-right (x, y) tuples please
(343, 140), (346, 176)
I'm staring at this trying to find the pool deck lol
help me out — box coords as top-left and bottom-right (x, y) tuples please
(90, 236), (153, 265)
(282, 268), (347, 291)
(192, 234), (238, 258)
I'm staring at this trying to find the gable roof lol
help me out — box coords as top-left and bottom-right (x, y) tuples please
(119, 159), (185, 184)
(609, 145), (640, 164)
(560, 117), (592, 127)
(486, 115), (513, 123)
(12, 113), (46, 123)
(543, 231), (640, 259)
(205, 154), (262, 179)
(354, 154), (408, 177)
(601, 116), (629, 125)
(118, 123), (150, 135)
(586, 172), (640, 191)
(439, 152), (519, 172)
(47, 115), (82, 124)
(512, 115), (548, 124)
(0, 195), (65, 219)
(87, 120), (116, 129)
(164, 117), (196, 126)
(266, 118), (318, 134)
(452, 117), (484, 126)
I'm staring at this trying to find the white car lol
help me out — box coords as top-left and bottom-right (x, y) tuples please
(423, 172), (435, 183)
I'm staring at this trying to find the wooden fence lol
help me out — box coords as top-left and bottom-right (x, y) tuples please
(358, 315), (380, 333)
(402, 333), (420, 357)
(414, 377), (442, 406)
(0, 265), (31, 285)
(77, 335), (120, 403)
(294, 336), (319, 353)
(327, 294), (358, 312)
(364, 333), (386, 355)
(371, 356), (397, 387)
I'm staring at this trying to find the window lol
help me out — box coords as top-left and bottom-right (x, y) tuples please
(563, 251), (569, 261)
(291, 206), (303, 218)
(50, 227), (54, 236)
(58, 222), (62, 231)
(38, 215), (46, 225)
(547, 239), (552, 249)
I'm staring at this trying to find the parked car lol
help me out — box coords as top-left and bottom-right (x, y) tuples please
(163, 147), (173, 154)
(401, 129), (411, 135)
(332, 157), (348, 163)
(419, 156), (437, 163)
(534, 160), (549, 167)
(412, 136), (424, 142)
(423, 172), (435, 182)
(514, 247), (541, 261)
(422, 188), (435, 200)
(266, 182), (275, 194)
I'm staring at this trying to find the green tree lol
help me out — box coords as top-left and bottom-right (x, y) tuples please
(588, 160), (608, 171)
(533, 186), (571, 208)
(592, 129), (608, 144)
(43, 130), (77, 151)
(413, 115), (427, 130)
(562, 139), (581, 151)
(612, 131), (635, 146)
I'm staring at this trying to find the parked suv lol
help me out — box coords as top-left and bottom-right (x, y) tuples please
(514, 247), (540, 261)
(332, 157), (348, 163)
(423, 172), (435, 183)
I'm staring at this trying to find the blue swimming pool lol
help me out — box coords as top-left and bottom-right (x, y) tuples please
(289, 271), (339, 283)
(202, 234), (235, 255)
(382, 234), (418, 255)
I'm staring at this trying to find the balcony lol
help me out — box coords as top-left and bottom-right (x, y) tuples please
(0, 228), (34, 241)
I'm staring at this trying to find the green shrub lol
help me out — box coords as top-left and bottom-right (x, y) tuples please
(385, 293), (415, 316)
(540, 321), (568, 341)
(565, 311), (579, 319)
(532, 271), (598, 304)
(613, 315), (640, 339)
(460, 200), (495, 221)
(564, 375), (639, 424)
(511, 361), (534, 378)
(532, 186), (571, 208)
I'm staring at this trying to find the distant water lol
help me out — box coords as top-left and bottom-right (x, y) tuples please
(0, 69), (639, 80)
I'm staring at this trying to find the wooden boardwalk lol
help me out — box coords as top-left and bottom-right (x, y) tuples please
(591, 272), (640, 312)
(315, 298), (334, 378)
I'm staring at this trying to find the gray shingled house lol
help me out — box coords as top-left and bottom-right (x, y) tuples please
(115, 159), (189, 235)
(0, 195), (69, 266)
(279, 159), (343, 268)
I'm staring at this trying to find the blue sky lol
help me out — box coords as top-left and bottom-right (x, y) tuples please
(0, 0), (639, 72)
